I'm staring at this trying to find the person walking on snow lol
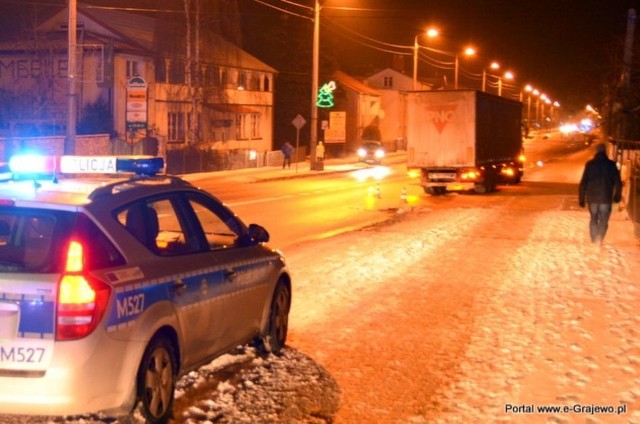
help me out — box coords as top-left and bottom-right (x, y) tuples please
(281, 142), (294, 169)
(578, 143), (622, 245)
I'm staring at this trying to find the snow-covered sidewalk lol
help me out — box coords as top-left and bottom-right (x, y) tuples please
(426, 209), (640, 424)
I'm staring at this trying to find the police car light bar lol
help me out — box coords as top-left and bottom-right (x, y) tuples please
(8, 154), (57, 174)
(8, 155), (164, 177)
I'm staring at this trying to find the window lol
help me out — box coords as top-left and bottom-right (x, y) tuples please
(117, 198), (200, 256)
(236, 113), (260, 140)
(236, 114), (245, 139)
(263, 75), (270, 92)
(383, 76), (394, 88)
(186, 194), (242, 250)
(219, 68), (228, 86)
(168, 112), (186, 142)
(126, 60), (139, 78)
(251, 114), (260, 139)
(169, 60), (185, 84)
(0, 208), (123, 273)
(238, 71), (247, 89)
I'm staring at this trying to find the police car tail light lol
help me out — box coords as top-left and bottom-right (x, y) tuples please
(56, 240), (111, 341)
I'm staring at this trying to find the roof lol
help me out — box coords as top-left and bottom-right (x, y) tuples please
(366, 67), (412, 82)
(333, 70), (380, 97)
(0, 6), (276, 73)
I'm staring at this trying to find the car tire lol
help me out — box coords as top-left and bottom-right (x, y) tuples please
(255, 280), (290, 355)
(136, 336), (177, 424)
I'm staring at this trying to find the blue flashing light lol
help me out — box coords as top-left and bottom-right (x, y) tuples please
(116, 157), (164, 175)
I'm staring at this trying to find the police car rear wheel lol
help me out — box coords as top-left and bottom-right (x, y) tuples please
(137, 337), (177, 423)
(256, 281), (290, 355)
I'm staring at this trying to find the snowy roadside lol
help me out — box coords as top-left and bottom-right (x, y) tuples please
(427, 209), (640, 424)
(6, 147), (640, 424)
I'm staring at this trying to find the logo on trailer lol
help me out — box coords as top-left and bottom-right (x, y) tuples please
(425, 104), (458, 134)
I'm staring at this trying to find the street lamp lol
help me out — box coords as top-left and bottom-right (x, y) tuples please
(523, 84), (534, 126)
(454, 46), (476, 89)
(550, 100), (560, 124)
(482, 62), (500, 92)
(498, 71), (514, 96)
(413, 28), (439, 90)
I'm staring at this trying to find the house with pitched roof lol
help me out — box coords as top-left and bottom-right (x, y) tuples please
(330, 70), (382, 153)
(0, 6), (276, 162)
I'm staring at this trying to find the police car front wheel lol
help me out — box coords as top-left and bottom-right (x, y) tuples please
(255, 280), (291, 355)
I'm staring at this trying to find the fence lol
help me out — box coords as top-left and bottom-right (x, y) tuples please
(613, 139), (640, 237)
(0, 135), (309, 176)
(164, 145), (308, 175)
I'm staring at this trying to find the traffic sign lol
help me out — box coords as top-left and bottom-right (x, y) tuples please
(292, 114), (306, 130)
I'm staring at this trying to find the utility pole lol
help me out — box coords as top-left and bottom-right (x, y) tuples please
(310, 0), (320, 170)
(619, 8), (636, 139)
(65, 0), (77, 154)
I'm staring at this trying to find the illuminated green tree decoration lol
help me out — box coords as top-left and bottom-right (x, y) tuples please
(316, 81), (336, 108)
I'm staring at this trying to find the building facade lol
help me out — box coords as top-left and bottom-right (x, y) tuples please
(0, 6), (276, 161)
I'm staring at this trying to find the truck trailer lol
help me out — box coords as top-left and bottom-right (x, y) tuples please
(405, 90), (524, 195)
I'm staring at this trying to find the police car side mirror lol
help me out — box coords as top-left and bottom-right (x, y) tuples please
(247, 223), (270, 244)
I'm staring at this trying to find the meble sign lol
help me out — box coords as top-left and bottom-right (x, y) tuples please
(60, 156), (118, 173)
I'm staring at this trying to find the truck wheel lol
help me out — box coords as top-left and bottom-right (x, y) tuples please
(514, 170), (523, 184)
(473, 183), (487, 194)
(425, 187), (446, 196)
(255, 280), (291, 355)
(136, 337), (177, 424)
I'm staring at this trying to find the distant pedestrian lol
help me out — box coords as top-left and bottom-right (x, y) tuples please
(578, 143), (622, 245)
(281, 142), (293, 169)
(316, 141), (325, 162)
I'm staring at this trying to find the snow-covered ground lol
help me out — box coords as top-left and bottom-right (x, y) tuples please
(7, 142), (640, 424)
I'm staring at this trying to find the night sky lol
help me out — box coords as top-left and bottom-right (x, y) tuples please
(314, 0), (638, 114)
(1, 0), (637, 115)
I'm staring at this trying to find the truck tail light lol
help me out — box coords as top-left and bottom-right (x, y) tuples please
(501, 167), (516, 177)
(460, 169), (481, 181)
(56, 240), (111, 341)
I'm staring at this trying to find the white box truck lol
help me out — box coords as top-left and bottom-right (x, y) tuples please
(406, 90), (524, 195)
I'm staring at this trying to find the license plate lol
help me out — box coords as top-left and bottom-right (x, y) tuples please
(0, 340), (53, 371)
(429, 172), (456, 180)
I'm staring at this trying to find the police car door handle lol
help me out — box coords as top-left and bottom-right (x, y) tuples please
(224, 269), (236, 281)
(172, 281), (187, 295)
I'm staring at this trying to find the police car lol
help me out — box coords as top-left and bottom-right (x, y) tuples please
(0, 155), (291, 423)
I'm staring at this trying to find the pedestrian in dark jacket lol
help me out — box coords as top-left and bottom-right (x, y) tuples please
(281, 142), (293, 169)
(578, 143), (622, 245)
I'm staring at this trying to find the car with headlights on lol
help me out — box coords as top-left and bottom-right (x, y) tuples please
(0, 154), (291, 423)
(357, 140), (385, 165)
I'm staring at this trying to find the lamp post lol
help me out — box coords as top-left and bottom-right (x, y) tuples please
(531, 89), (540, 127)
(310, 0), (320, 170)
(65, 0), (78, 155)
(550, 101), (560, 125)
(412, 35), (419, 90)
(412, 28), (439, 90)
(481, 62), (500, 92)
(523, 85), (533, 126)
(498, 71), (514, 97)
(454, 47), (476, 89)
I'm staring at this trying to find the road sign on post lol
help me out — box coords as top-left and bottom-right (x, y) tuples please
(292, 114), (306, 173)
(126, 76), (148, 132)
